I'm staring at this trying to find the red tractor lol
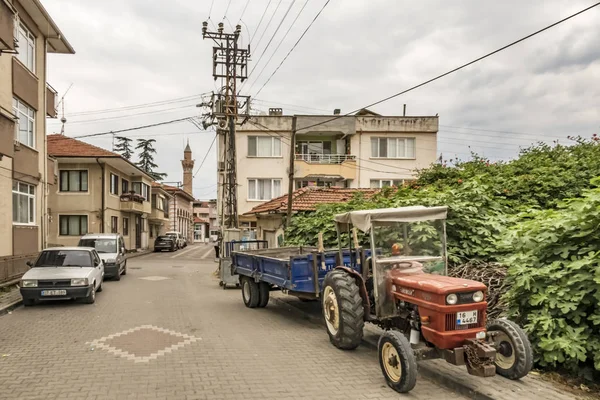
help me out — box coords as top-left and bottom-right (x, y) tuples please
(321, 206), (533, 393)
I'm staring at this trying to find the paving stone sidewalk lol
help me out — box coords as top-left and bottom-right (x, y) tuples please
(271, 292), (589, 400)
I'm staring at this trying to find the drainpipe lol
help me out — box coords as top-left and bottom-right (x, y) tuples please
(96, 158), (105, 233)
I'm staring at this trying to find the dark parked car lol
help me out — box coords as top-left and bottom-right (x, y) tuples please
(154, 236), (176, 252)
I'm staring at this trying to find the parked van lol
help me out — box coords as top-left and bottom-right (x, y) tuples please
(165, 231), (186, 249)
(78, 233), (127, 280)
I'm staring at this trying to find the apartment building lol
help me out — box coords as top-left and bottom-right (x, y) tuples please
(149, 182), (172, 248)
(47, 135), (154, 250)
(230, 108), (438, 226)
(0, 0), (74, 283)
(192, 200), (210, 242)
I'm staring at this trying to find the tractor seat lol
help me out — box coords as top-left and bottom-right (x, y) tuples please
(388, 260), (424, 276)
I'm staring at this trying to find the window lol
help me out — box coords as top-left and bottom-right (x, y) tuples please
(16, 23), (35, 72)
(123, 218), (129, 236)
(371, 137), (416, 159)
(12, 98), (35, 148)
(59, 170), (88, 192)
(132, 182), (150, 200)
(12, 181), (35, 224)
(59, 215), (88, 236)
(122, 179), (129, 194)
(297, 141), (332, 155)
(370, 179), (405, 188)
(248, 179), (281, 200)
(248, 136), (281, 157)
(110, 174), (119, 195)
(111, 216), (118, 233)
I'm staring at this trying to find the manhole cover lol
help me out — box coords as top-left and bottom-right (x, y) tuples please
(89, 325), (201, 363)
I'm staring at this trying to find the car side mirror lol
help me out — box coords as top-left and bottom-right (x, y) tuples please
(121, 247), (126, 254)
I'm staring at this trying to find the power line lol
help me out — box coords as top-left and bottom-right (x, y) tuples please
(251, 0), (283, 57)
(208, 0), (215, 19)
(193, 134), (217, 178)
(253, 0), (330, 97)
(65, 93), (209, 117)
(253, 98), (330, 112)
(246, 0), (297, 81)
(250, 0), (273, 45)
(222, 0), (233, 20)
(71, 117), (196, 139)
(294, 1), (600, 132)
(238, 0), (251, 21)
(49, 104), (197, 126)
(246, 0), (310, 94)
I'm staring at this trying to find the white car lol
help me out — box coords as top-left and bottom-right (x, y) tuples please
(165, 231), (186, 249)
(19, 247), (104, 306)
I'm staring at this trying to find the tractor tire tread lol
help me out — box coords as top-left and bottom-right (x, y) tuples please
(323, 269), (364, 350)
(242, 276), (260, 308)
(488, 319), (533, 380)
(258, 282), (270, 308)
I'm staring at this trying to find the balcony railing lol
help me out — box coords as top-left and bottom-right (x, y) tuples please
(120, 193), (144, 204)
(295, 154), (356, 164)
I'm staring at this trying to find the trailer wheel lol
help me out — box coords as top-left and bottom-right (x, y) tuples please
(322, 270), (364, 350)
(258, 282), (270, 308)
(488, 319), (533, 380)
(378, 330), (418, 393)
(241, 277), (260, 308)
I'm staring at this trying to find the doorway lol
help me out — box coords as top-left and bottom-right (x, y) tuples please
(135, 215), (141, 249)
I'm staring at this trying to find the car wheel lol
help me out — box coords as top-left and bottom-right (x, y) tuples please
(114, 268), (121, 281)
(84, 284), (96, 304)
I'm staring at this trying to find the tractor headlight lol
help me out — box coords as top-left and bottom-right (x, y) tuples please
(473, 291), (484, 302)
(21, 280), (38, 288)
(446, 293), (458, 305)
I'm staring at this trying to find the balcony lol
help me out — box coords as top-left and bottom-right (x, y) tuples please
(150, 208), (169, 221)
(295, 154), (356, 164)
(294, 154), (357, 181)
(120, 193), (145, 214)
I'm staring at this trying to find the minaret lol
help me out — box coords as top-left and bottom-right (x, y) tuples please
(182, 140), (195, 195)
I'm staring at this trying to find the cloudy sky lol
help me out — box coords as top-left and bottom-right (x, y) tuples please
(43, 0), (600, 199)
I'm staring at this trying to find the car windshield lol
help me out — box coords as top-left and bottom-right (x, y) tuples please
(35, 250), (92, 268)
(167, 234), (177, 238)
(157, 236), (171, 241)
(79, 238), (117, 254)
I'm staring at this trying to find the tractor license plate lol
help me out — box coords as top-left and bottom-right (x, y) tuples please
(456, 310), (478, 325)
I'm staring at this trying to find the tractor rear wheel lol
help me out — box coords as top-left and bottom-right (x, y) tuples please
(378, 330), (417, 393)
(322, 269), (364, 350)
(488, 319), (533, 380)
(241, 276), (260, 308)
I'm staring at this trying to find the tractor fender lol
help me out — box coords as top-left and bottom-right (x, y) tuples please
(334, 266), (371, 321)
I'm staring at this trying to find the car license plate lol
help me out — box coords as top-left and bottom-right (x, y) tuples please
(457, 310), (478, 325)
(159, 242), (165, 245)
(41, 290), (67, 296)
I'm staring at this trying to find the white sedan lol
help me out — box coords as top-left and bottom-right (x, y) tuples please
(19, 247), (105, 306)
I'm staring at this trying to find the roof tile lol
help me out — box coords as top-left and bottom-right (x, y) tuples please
(47, 134), (119, 158)
(245, 187), (378, 215)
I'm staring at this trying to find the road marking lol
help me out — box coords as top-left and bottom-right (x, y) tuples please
(200, 246), (215, 259)
(170, 245), (202, 258)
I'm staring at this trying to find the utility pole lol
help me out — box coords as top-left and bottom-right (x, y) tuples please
(285, 116), (297, 227)
(202, 22), (250, 230)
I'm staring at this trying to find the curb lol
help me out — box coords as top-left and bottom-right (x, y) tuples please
(270, 296), (494, 400)
(0, 298), (22, 316)
(125, 250), (153, 260)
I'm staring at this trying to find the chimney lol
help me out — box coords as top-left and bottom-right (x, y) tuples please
(268, 108), (283, 116)
(333, 109), (341, 115)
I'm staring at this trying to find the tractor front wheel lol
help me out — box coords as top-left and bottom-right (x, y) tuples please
(488, 319), (533, 380)
(321, 270), (364, 350)
(378, 330), (418, 393)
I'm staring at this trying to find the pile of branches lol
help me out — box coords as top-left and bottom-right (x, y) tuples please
(449, 260), (508, 320)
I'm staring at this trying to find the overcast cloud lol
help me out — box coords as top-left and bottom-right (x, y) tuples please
(44, 0), (600, 199)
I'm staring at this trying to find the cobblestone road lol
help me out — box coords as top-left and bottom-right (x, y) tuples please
(0, 245), (466, 400)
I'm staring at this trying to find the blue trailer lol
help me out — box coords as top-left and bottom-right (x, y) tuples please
(231, 246), (371, 308)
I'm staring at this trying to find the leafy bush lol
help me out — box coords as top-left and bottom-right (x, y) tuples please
(502, 181), (600, 378)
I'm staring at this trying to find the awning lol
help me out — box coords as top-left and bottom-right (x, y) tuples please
(334, 206), (448, 232)
(297, 174), (345, 181)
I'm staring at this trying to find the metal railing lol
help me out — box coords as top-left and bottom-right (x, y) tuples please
(295, 154), (356, 164)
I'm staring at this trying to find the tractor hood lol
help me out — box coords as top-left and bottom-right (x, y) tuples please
(390, 272), (486, 295)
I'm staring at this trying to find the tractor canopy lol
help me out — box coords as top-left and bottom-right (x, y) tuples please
(334, 206), (448, 233)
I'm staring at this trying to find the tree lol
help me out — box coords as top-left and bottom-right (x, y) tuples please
(135, 139), (167, 181)
(114, 136), (133, 160)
